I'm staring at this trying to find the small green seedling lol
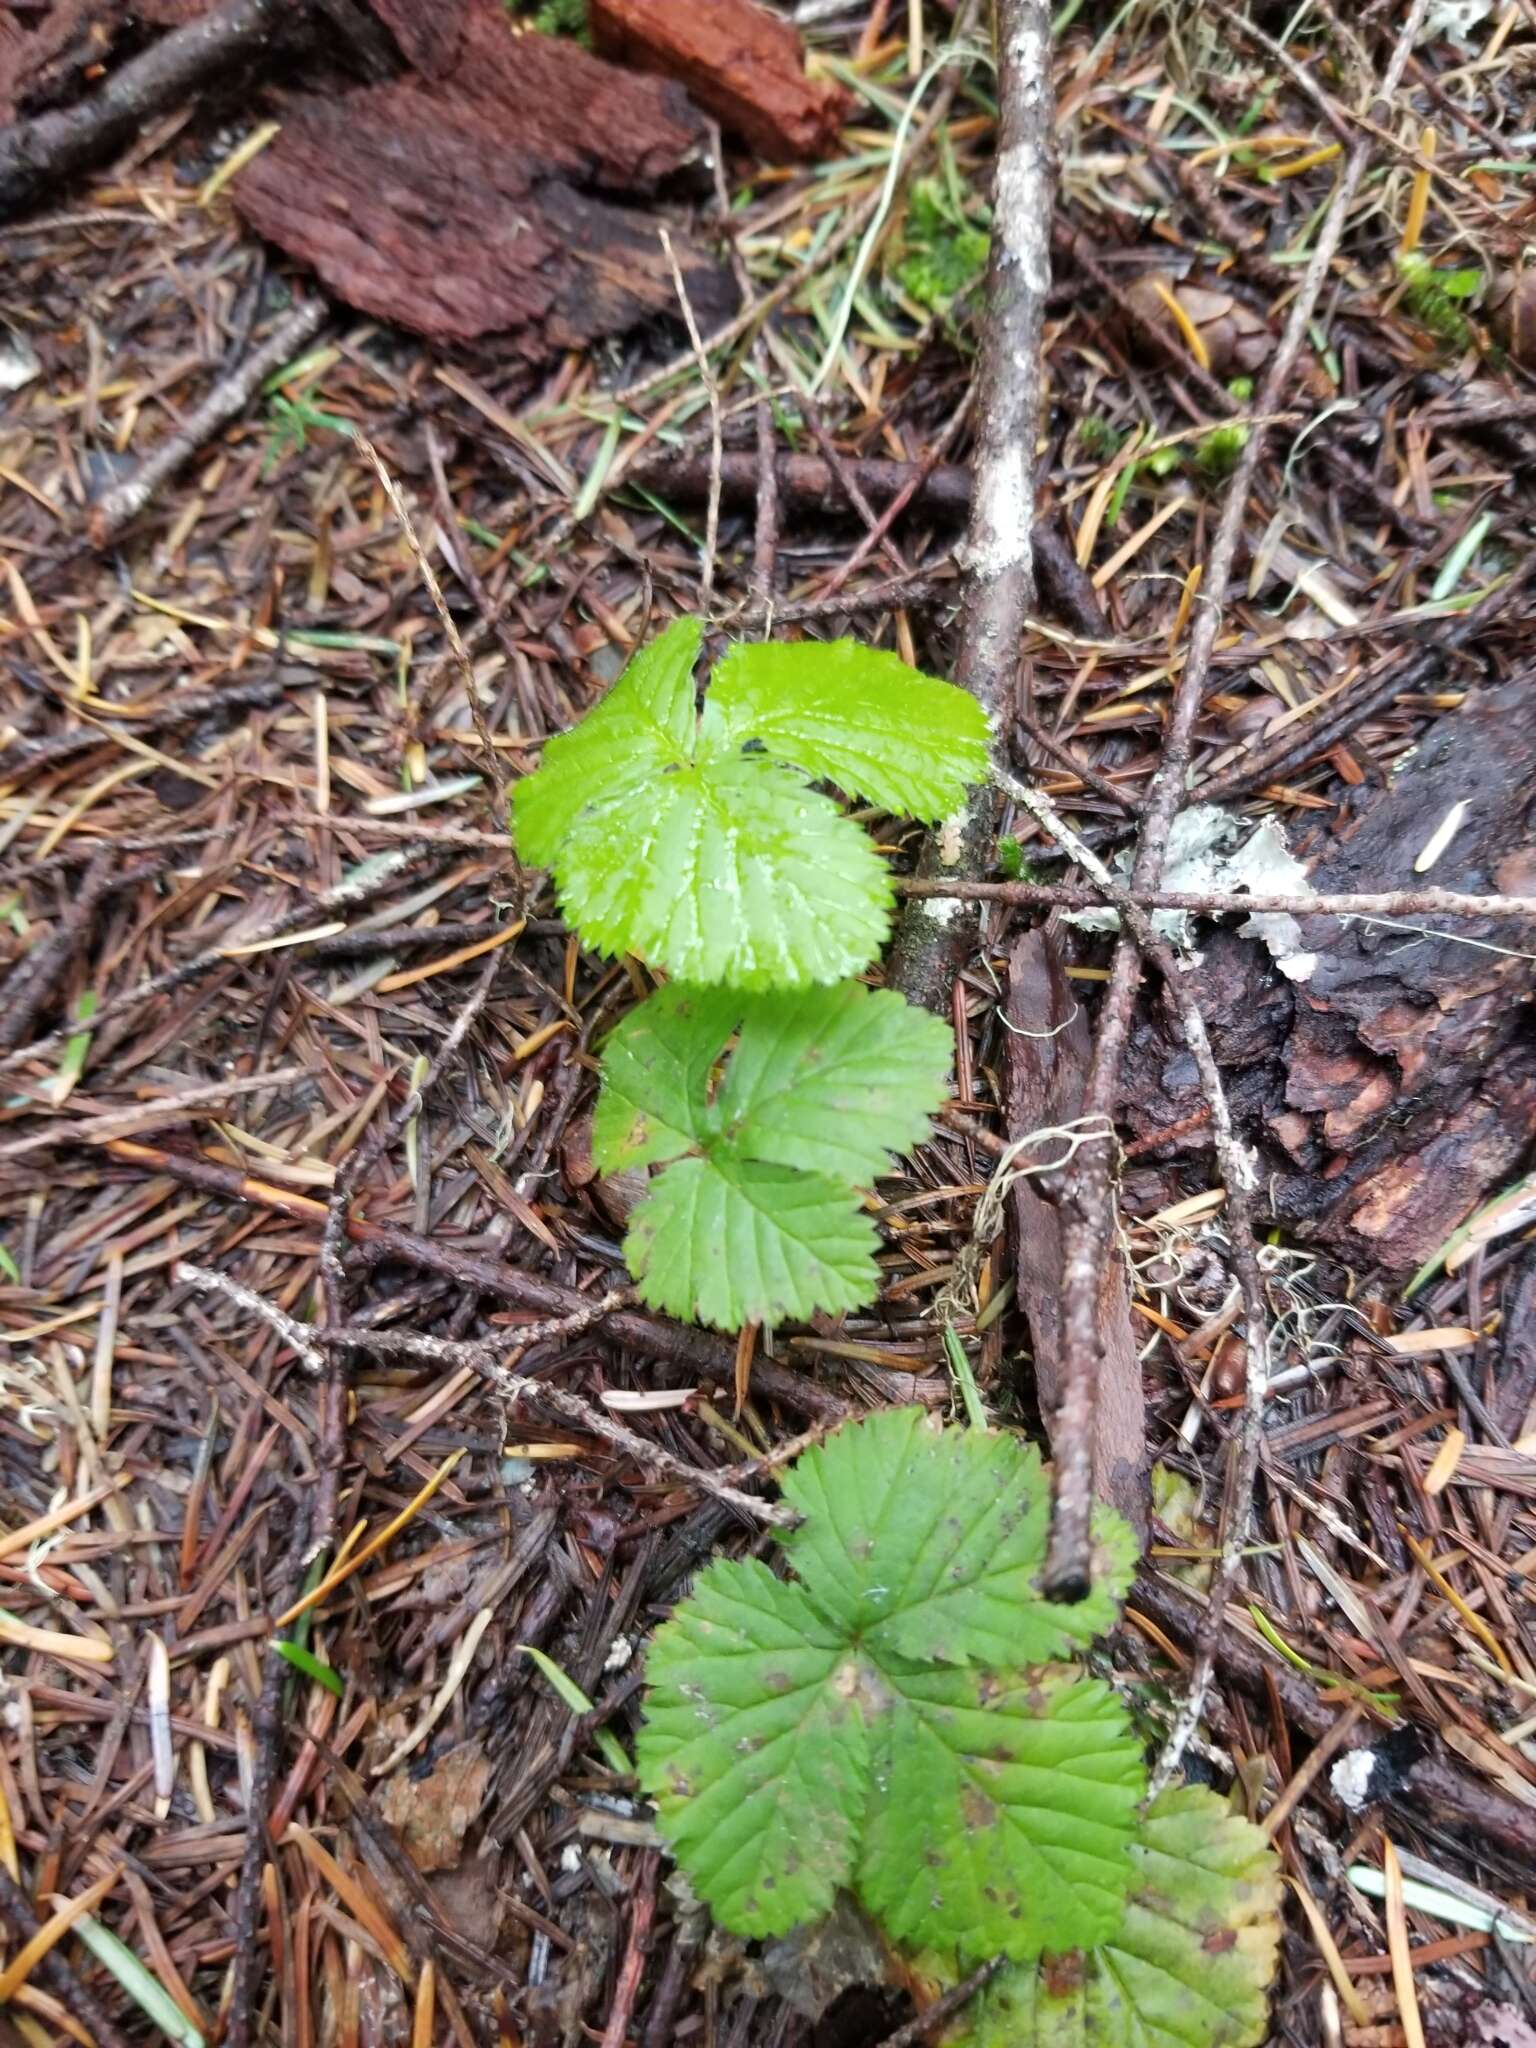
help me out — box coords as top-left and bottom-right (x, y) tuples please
(896, 176), (992, 316)
(520, 635), (1283, 2045)
(262, 390), (348, 476)
(1397, 253), (1485, 354)
(513, 621), (989, 1328)
(514, 618), (988, 990)
(638, 1412), (1281, 2046)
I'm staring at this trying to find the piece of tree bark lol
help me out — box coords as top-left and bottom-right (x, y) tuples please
(0, 0), (299, 219)
(1118, 677), (1536, 1278)
(233, 78), (734, 350)
(435, 0), (711, 194)
(590, 0), (850, 162)
(1006, 929), (1148, 1536)
(0, 0), (120, 123)
(362, 0), (466, 75)
(231, 11), (731, 356)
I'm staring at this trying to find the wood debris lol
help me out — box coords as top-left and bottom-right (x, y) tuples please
(233, 2), (736, 351)
(590, 0), (851, 161)
(1120, 680), (1536, 1276)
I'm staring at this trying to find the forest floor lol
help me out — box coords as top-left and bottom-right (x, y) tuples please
(0, 0), (1535, 2044)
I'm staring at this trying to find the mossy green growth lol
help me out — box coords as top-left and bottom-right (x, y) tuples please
(1397, 252), (1485, 353)
(896, 177), (991, 315)
(509, 0), (589, 42)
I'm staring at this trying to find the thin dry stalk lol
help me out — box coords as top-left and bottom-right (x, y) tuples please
(888, 0), (1054, 1012)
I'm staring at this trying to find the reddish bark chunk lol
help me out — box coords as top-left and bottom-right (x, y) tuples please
(589, 0), (850, 162)
(233, 5), (736, 354)
(362, 0), (468, 77)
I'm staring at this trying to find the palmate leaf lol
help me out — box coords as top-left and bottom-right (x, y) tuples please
(623, 1155), (879, 1328)
(638, 1412), (1147, 1964)
(638, 1559), (872, 1938)
(710, 639), (990, 819)
(594, 984), (952, 1328)
(511, 620), (987, 988)
(949, 1787), (1283, 2048)
(778, 1409), (1136, 1667)
(857, 1666), (1144, 1962)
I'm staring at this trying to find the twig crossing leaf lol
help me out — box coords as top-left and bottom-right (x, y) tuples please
(638, 1411), (1145, 1960)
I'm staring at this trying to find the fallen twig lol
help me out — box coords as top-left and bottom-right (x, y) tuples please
(87, 298), (327, 544)
(178, 1261), (327, 1375)
(899, 879), (1536, 924)
(0, 0), (306, 221)
(996, 770), (1272, 1633)
(887, 0), (1054, 1012)
(1044, 0), (1432, 1601)
(306, 1321), (797, 1525)
(875, 1958), (1006, 2047)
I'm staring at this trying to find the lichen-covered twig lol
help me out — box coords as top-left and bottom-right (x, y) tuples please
(887, 0), (1054, 1012)
(88, 299), (326, 543)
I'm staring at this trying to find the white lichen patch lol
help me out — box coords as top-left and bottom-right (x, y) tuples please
(1066, 803), (1318, 981)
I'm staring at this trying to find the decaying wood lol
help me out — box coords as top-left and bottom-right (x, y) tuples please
(0, 0), (300, 218)
(233, 8), (735, 352)
(1045, 0), (1431, 1598)
(1119, 677), (1536, 1276)
(363, 0), (467, 75)
(0, 0), (118, 123)
(1006, 930), (1147, 1535)
(590, 0), (850, 162)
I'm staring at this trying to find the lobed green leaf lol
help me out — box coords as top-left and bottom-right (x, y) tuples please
(637, 1559), (873, 1937)
(778, 1409), (1136, 1667)
(511, 623), (988, 986)
(711, 639), (990, 820)
(594, 988), (952, 1329)
(949, 1786), (1283, 2047)
(638, 1415), (1150, 1966)
(623, 1154), (879, 1329)
(858, 1666), (1145, 1964)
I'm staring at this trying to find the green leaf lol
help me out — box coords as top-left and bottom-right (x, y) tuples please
(594, 984), (737, 1170)
(513, 617), (701, 871)
(860, 1666), (1145, 1963)
(949, 1787), (1283, 2047)
(778, 1409), (1136, 1668)
(625, 1154), (878, 1328)
(593, 986), (953, 1328)
(274, 1640), (343, 1696)
(637, 1559), (873, 1937)
(513, 623), (988, 986)
(71, 1915), (206, 2048)
(638, 1414), (1148, 1966)
(597, 983), (953, 1185)
(711, 640), (989, 820)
